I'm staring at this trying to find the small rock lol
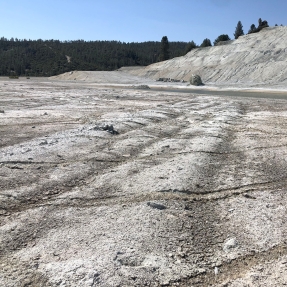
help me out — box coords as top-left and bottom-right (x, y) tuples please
(0, 110), (4, 113)
(243, 193), (256, 199)
(223, 238), (238, 252)
(147, 202), (166, 210)
(39, 140), (48, 145)
(160, 280), (170, 286)
(189, 74), (203, 86)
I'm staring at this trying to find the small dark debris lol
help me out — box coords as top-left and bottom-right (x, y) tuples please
(0, 110), (4, 113)
(32, 126), (35, 128)
(39, 140), (48, 145)
(243, 193), (256, 199)
(102, 125), (119, 135)
(9, 165), (24, 170)
(157, 78), (184, 83)
(132, 85), (150, 90)
(147, 202), (167, 210)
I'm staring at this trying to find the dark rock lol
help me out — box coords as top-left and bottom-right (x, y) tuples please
(243, 193), (256, 199)
(147, 202), (166, 210)
(102, 125), (119, 135)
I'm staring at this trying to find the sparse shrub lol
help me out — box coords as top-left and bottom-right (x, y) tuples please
(213, 34), (231, 46)
(248, 19), (269, 34)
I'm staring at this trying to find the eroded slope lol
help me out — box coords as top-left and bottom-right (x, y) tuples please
(123, 26), (287, 87)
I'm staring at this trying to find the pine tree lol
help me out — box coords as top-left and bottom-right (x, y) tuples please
(258, 18), (262, 26)
(248, 24), (256, 33)
(200, 38), (212, 47)
(159, 36), (170, 61)
(234, 21), (244, 39)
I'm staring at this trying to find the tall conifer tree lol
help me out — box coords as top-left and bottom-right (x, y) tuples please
(234, 21), (244, 39)
(159, 36), (170, 61)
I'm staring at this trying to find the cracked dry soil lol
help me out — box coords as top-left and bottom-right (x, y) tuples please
(1, 78), (287, 286)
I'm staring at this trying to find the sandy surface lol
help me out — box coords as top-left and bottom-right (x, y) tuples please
(1, 76), (287, 286)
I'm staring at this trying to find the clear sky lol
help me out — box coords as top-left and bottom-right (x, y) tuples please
(0, 0), (286, 44)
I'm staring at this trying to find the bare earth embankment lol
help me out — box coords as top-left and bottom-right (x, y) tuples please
(121, 26), (287, 90)
(1, 26), (287, 286)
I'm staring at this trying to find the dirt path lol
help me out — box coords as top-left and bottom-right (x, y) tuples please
(1, 78), (287, 286)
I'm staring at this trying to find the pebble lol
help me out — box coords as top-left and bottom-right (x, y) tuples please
(223, 238), (238, 252)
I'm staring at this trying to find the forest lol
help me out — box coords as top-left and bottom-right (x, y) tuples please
(0, 38), (189, 77)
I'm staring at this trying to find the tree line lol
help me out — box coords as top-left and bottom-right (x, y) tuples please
(0, 38), (189, 77)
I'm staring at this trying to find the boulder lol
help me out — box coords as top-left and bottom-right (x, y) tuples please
(190, 74), (203, 86)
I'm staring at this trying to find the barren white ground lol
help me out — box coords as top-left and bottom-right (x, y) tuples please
(1, 75), (287, 287)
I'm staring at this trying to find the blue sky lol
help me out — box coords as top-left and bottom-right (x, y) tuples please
(0, 0), (286, 44)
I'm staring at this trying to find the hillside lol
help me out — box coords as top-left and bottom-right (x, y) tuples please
(123, 26), (287, 86)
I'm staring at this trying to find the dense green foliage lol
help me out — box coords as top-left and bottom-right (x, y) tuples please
(0, 37), (189, 76)
(184, 41), (197, 54)
(213, 34), (231, 45)
(200, 38), (212, 47)
(159, 36), (170, 61)
(234, 21), (244, 39)
(248, 18), (269, 34)
(248, 24), (256, 33)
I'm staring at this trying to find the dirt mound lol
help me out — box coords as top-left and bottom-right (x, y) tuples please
(50, 70), (150, 85)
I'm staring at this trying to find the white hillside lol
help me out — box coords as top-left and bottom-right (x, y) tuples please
(124, 26), (287, 86)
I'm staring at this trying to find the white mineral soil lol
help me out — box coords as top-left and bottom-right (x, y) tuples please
(1, 26), (287, 287)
